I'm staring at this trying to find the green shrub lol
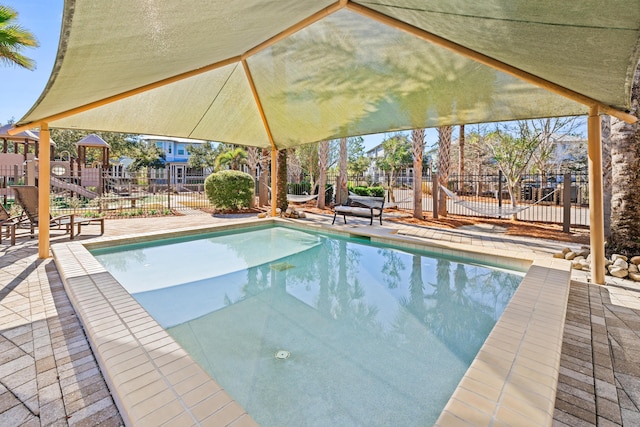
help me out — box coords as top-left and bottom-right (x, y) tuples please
(205, 170), (254, 210)
(349, 186), (371, 196)
(347, 185), (385, 197)
(368, 186), (385, 197)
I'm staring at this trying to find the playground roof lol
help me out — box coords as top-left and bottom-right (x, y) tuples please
(14, 1), (640, 149)
(0, 126), (57, 147)
(1, 124), (39, 142)
(77, 134), (110, 148)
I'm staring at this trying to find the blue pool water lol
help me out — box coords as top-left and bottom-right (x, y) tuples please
(92, 226), (524, 426)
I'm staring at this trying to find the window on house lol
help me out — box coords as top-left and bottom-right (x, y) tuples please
(177, 144), (185, 155)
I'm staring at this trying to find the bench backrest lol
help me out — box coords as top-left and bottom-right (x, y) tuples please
(346, 195), (384, 210)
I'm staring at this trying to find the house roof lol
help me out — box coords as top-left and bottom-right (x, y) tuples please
(14, 1), (640, 149)
(140, 135), (209, 144)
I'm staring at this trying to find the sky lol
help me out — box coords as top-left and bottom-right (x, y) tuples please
(0, 0), (444, 151)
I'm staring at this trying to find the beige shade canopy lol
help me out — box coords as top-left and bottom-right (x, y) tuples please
(15, 0), (640, 149)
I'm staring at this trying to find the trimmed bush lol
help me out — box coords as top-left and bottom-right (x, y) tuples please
(368, 186), (385, 197)
(349, 186), (370, 196)
(205, 170), (255, 210)
(348, 185), (385, 197)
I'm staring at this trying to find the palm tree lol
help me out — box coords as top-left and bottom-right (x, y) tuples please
(437, 126), (453, 216)
(215, 146), (246, 170)
(245, 146), (260, 208)
(0, 6), (39, 70)
(601, 116), (612, 238)
(317, 140), (329, 209)
(337, 137), (348, 205)
(608, 61), (640, 256)
(276, 149), (288, 211)
(458, 125), (465, 193)
(411, 128), (425, 219)
(245, 146), (259, 179)
(258, 148), (270, 206)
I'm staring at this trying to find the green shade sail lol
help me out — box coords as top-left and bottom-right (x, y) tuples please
(18, 1), (640, 148)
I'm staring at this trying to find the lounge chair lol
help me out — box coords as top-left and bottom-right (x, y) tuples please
(11, 186), (104, 241)
(0, 204), (23, 245)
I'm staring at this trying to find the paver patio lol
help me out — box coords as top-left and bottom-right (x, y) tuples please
(1, 212), (638, 426)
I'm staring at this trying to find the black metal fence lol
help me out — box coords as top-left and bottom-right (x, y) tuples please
(289, 170), (591, 228)
(384, 172), (590, 227)
(0, 162), (590, 227)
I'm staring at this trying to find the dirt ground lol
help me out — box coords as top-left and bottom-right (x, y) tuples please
(302, 204), (591, 245)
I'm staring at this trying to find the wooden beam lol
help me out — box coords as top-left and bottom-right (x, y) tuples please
(242, 59), (279, 215)
(271, 149), (278, 217)
(38, 123), (51, 259)
(587, 106), (605, 284)
(347, 2), (637, 125)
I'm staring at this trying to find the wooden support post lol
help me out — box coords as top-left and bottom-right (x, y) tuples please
(38, 123), (51, 259)
(588, 107), (605, 284)
(271, 149), (277, 216)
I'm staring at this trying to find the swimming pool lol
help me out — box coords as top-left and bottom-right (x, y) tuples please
(91, 225), (524, 426)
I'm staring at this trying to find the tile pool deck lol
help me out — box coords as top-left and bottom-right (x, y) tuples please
(0, 212), (638, 426)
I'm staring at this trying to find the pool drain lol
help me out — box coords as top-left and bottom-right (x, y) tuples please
(275, 350), (290, 360)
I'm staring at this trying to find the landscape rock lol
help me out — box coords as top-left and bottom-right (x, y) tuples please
(564, 251), (577, 260)
(612, 258), (629, 270)
(629, 272), (640, 282)
(571, 261), (583, 270)
(553, 253), (566, 259)
(629, 264), (639, 274)
(611, 254), (628, 263)
(630, 256), (640, 265)
(257, 212), (268, 218)
(608, 266), (629, 278)
(561, 247), (572, 255)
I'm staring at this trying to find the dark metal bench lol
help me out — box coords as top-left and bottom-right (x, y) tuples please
(332, 195), (384, 225)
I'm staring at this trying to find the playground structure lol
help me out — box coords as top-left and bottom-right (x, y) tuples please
(0, 131), (139, 211)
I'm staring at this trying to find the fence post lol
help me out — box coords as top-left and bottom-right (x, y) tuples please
(167, 164), (171, 210)
(98, 166), (104, 196)
(498, 170), (503, 209)
(563, 173), (571, 233)
(432, 173), (438, 219)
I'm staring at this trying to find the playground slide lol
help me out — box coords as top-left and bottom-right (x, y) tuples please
(50, 176), (99, 199)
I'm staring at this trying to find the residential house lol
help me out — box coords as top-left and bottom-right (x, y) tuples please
(140, 135), (211, 185)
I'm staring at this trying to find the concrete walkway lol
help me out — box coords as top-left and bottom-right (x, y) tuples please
(1, 212), (639, 426)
